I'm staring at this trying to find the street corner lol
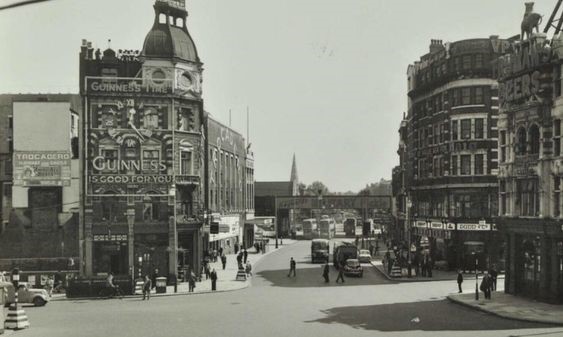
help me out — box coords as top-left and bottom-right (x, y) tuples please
(447, 292), (563, 326)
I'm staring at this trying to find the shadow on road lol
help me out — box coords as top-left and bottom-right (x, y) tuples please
(306, 299), (555, 331)
(257, 265), (391, 288)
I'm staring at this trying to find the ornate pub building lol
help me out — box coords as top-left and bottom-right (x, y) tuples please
(405, 37), (510, 270)
(80, 0), (206, 279)
(496, 30), (563, 302)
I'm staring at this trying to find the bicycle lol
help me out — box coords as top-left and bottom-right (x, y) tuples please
(98, 285), (124, 299)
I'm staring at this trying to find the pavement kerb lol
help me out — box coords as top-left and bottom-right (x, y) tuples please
(370, 261), (505, 283)
(51, 240), (298, 302)
(370, 261), (453, 283)
(446, 294), (563, 326)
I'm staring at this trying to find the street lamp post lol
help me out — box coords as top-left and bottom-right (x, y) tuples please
(473, 251), (479, 300)
(275, 197), (278, 249)
(406, 197), (412, 278)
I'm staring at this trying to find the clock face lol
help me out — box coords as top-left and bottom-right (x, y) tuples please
(179, 72), (192, 88)
(152, 69), (166, 84)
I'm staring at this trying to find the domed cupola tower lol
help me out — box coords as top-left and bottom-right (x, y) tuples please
(141, 0), (203, 100)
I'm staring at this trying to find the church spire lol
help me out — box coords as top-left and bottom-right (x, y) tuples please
(290, 153), (299, 183)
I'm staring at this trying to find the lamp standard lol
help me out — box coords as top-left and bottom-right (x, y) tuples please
(472, 251), (479, 300)
(169, 184), (178, 285)
(275, 197), (278, 249)
(317, 190), (323, 238)
(406, 197), (412, 277)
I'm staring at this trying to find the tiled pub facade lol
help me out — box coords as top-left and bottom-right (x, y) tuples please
(496, 33), (563, 303)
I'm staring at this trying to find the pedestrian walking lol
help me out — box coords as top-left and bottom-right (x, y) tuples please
(287, 257), (296, 277)
(210, 268), (217, 291)
(480, 271), (493, 299)
(322, 263), (330, 283)
(489, 265), (498, 291)
(212, 249), (217, 262)
(245, 261), (252, 277)
(221, 254), (227, 270)
(188, 270), (196, 292)
(142, 275), (152, 300)
(243, 249), (248, 264)
(234, 242), (240, 254)
(237, 251), (243, 269)
(204, 263), (211, 280)
(151, 268), (159, 290)
(457, 270), (463, 293)
(336, 265), (345, 283)
(45, 276), (54, 297)
(427, 256), (433, 278)
(218, 246), (223, 257)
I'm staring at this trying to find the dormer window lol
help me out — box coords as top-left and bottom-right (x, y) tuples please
(159, 13), (166, 24)
(176, 18), (184, 27)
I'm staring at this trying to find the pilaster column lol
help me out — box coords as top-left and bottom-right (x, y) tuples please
(168, 216), (178, 275)
(84, 208), (93, 277)
(126, 209), (135, 277)
(507, 232), (516, 294)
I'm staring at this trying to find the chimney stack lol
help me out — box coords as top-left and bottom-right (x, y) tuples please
(87, 41), (94, 60)
(429, 39), (444, 54)
(81, 39), (88, 60)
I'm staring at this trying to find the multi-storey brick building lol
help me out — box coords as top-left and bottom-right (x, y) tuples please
(391, 116), (409, 242)
(0, 94), (80, 281)
(80, 0), (206, 279)
(404, 37), (510, 270)
(496, 31), (563, 303)
(205, 116), (254, 254)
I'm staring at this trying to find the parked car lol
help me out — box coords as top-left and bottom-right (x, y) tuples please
(343, 259), (363, 277)
(1, 282), (49, 307)
(358, 249), (372, 263)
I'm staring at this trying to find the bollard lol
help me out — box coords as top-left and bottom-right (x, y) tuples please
(4, 268), (29, 330)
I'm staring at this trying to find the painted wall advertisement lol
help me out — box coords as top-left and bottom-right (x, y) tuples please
(13, 151), (71, 187)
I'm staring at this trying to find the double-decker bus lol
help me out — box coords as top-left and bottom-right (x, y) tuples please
(302, 218), (317, 240)
(319, 218), (336, 239)
(344, 218), (360, 237)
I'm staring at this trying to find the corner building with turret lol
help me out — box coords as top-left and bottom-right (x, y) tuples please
(405, 37), (510, 271)
(80, 0), (206, 279)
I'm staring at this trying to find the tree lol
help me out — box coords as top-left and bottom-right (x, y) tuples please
(358, 179), (391, 196)
(304, 181), (330, 196)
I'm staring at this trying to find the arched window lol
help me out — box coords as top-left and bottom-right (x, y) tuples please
(176, 17), (184, 27)
(159, 13), (166, 24)
(529, 124), (540, 154)
(169, 16), (174, 25)
(516, 127), (527, 155)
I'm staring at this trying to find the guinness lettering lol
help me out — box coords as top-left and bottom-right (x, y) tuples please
(92, 156), (167, 172)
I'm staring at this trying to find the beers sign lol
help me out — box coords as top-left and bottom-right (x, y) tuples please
(497, 38), (551, 105)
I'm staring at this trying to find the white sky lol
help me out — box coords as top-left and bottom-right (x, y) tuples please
(0, 0), (554, 192)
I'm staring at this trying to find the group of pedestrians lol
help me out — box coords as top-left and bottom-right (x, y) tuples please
(456, 265), (498, 300)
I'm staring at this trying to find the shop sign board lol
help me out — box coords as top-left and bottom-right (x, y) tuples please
(415, 221), (428, 228)
(430, 222), (444, 230)
(445, 222), (456, 230)
(13, 151), (71, 187)
(457, 223), (491, 231)
(93, 234), (128, 242)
